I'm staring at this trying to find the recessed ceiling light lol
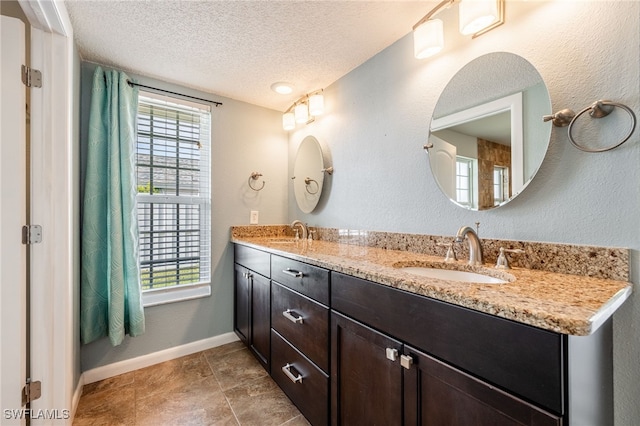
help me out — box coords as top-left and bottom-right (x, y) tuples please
(271, 82), (294, 95)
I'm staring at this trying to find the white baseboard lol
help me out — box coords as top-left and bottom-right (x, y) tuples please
(70, 374), (85, 422)
(81, 332), (240, 385)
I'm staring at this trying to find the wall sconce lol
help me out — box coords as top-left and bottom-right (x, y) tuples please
(413, 0), (504, 59)
(282, 90), (324, 131)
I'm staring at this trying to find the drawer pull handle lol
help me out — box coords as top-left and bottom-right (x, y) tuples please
(283, 309), (304, 324)
(242, 272), (253, 279)
(282, 268), (304, 278)
(282, 363), (303, 384)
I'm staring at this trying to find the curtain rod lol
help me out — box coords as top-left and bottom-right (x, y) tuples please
(127, 80), (223, 107)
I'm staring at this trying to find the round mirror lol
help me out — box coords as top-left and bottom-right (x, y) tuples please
(293, 135), (327, 213)
(427, 52), (552, 211)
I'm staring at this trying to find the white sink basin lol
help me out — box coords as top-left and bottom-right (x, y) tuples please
(400, 267), (507, 284)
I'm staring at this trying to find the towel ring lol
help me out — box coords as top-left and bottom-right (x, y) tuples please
(567, 100), (637, 153)
(304, 177), (319, 195)
(248, 172), (265, 191)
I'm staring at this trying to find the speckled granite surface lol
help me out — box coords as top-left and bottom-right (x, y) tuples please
(231, 226), (632, 336)
(231, 226), (628, 281)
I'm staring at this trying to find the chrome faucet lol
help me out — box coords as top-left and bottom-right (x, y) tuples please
(290, 220), (308, 241)
(455, 226), (483, 266)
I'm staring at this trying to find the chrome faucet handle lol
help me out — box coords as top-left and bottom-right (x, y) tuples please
(495, 247), (525, 269)
(437, 242), (457, 263)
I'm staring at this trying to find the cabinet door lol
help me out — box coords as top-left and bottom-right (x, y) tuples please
(234, 264), (250, 344)
(403, 345), (562, 426)
(331, 311), (403, 426)
(251, 272), (271, 370)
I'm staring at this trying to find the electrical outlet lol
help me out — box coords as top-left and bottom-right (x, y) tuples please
(250, 210), (259, 225)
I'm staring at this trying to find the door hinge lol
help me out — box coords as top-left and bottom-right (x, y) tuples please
(21, 65), (42, 88)
(22, 225), (43, 244)
(22, 379), (42, 405)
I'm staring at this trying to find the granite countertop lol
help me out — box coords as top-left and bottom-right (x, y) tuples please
(231, 235), (632, 336)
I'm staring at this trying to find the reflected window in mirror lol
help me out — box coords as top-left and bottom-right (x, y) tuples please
(493, 166), (509, 206)
(455, 157), (475, 208)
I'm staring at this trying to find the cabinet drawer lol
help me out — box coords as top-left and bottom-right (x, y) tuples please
(271, 330), (329, 426)
(271, 255), (329, 305)
(331, 272), (565, 415)
(271, 282), (329, 373)
(234, 244), (270, 277)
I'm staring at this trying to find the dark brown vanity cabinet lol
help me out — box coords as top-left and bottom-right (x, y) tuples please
(233, 245), (612, 425)
(270, 255), (331, 426)
(331, 272), (564, 426)
(234, 245), (271, 370)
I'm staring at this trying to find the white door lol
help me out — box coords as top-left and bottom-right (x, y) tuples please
(429, 135), (457, 199)
(1, 15), (28, 424)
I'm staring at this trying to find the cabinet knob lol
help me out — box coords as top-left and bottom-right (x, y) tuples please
(400, 354), (414, 370)
(386, 348), (399, 362)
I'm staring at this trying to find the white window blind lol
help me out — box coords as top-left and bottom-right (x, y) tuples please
(136, 92), (211, 292)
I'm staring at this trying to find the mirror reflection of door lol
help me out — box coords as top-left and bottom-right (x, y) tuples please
(430, 136), (456, 200)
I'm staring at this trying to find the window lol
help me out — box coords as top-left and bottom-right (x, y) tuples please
(455, 157), (475, 207)
(493, 166), (509, 205)
(135, 92), (211, 304)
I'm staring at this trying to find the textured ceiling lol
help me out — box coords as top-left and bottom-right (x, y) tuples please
(64, 1), (434, 111)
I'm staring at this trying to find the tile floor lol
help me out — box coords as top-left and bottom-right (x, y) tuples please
(73, 341), (310, 426)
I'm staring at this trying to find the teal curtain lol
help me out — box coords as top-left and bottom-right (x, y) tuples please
(81, 66), (145, 346)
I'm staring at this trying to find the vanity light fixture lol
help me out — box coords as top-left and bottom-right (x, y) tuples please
(459, 0), (503, 36)
(308, 92), (324, 116)
(282, 112), (296, 131)
(412, 0), (504, 60)
(282, 89), (324, 131)
(294, 102), (309, 124)
(413, 18), (444, 59)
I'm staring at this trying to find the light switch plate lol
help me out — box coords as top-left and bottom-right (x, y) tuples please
(250, 210), (259, 224)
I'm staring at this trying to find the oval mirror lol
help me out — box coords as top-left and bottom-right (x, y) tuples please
(293, 135), (327, 213)
(427, 52), (552, 211)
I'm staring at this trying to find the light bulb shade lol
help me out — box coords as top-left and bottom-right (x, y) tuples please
(413, 19), (444, 59)
(282, 112), (295, 130)
(294, 103), (309, 123)
(308, 93), (324, 116)
(459, 0), (500, 35)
